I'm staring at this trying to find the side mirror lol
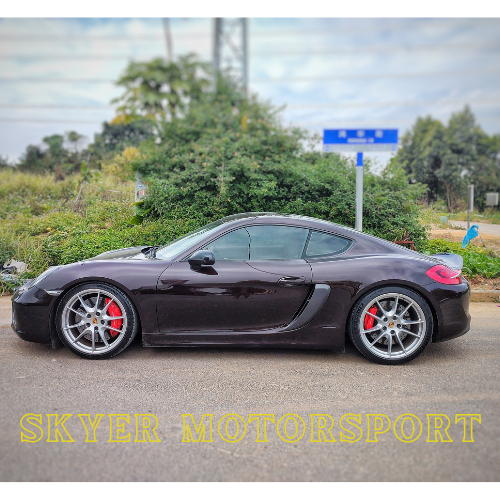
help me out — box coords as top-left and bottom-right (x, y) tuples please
(188, 249), (215, 269)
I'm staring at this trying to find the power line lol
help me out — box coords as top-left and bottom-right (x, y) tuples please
(2, 115), (499, 126)
(2, 97), (500, 112)
(252, 69), (500, 82)
(0, 104), (113, 109)
(0, 118), (105, 123)
(0, 78), (115, 83)
(1, 20), (498, 41)
(0, 34), (209, 41)
(0, 55), (172, 60)
(286, 97), (500, 109)
(3, 67), (500, 85)
(253, 43), (500, 56)
(1, 42), (499, 61)
(293, 116), (500, 127)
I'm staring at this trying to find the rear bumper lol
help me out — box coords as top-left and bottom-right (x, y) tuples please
(11, 286), (53, 344)
(428, 279), (471, 343)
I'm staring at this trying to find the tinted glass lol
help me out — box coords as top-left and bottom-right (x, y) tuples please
(156, 220), (226, 260)
(203, 228), (250, 261)
(305, 230), (350, 258)
(247, 225), (309, 260)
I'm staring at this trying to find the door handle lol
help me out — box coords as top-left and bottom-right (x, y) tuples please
(279, 276), (306, 285)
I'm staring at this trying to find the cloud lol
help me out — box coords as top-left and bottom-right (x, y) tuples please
(0, 17), (499, 163)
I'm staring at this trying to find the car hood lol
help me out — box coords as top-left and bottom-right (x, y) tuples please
(84, 246), (151, 261)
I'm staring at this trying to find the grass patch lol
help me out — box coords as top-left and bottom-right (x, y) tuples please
(420, 205), (500, 227)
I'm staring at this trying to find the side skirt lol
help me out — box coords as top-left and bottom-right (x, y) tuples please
(143, 284), (332, 347)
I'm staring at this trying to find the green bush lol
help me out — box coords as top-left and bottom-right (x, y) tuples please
(41, 214), (202, 268)
(129, 81), (428, 248)
(140, 156), (427, 247)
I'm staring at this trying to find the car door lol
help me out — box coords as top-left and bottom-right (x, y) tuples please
(156, 225), (312, 333)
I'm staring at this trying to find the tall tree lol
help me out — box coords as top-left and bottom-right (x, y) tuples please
(111, 54), (211, 125)
(391, 116), (446, 203)
(391, 106), (500, 211)
(18, 145), (46, 172)
(65, 131), (85, 153)
(437, 107), (478, 211)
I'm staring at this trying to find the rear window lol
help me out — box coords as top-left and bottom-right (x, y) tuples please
(304, 230), (351, 259)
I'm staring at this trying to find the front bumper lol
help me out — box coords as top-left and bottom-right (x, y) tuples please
(11, 285), (54, 344)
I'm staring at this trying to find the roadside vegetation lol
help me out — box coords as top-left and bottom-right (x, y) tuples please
(420, 205), (500, 227)
(390, 106), (500, 213)
(1, 55), (500, 294)
(422, 238), (500, 278)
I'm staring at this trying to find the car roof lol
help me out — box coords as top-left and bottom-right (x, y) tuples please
(219, 212), (361, 235)
(217, 212), (435, 262)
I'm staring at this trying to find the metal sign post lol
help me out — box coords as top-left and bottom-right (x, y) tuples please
(356, 152), (364, 231)
(467, 184), (474, 230)
(323, 129), (398, 232)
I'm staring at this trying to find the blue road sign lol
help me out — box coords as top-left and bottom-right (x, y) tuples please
(323, 129), (398, 152)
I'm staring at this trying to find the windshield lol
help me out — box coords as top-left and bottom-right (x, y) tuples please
(155, 220), (226, 260)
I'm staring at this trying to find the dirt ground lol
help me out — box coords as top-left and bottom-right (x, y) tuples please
(467, 276), (500, 291)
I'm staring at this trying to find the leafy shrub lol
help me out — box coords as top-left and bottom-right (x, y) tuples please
(463, 253), (500, 278)
(128, 81), (428, 248)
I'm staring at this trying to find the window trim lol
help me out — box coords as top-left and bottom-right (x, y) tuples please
(301, 228), (354, 261)
(183, 223), (354, 263)
(182, 227), (250, 261)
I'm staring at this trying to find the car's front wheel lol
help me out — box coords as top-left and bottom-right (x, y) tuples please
(348, 286), (433, 365)
(56, 283), (139, 359)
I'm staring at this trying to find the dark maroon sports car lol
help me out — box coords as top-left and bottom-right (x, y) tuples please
(11, 213), (470, 364)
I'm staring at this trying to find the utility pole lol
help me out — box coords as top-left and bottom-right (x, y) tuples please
(212, 18), (248, 96)
(467, 184), (474, 230)
(162, 18), (173, 63)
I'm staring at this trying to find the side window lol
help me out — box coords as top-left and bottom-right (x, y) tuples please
(247, 225), (309, 260)
(305, 230), (351, 259)
(203, 228), (249, 261)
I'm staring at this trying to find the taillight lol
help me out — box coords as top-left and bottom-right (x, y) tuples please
(426, 265), (462, 285)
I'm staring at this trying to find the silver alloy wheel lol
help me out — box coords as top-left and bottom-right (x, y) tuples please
(358, 292), (427, 360)
(60, 288), (128, 355)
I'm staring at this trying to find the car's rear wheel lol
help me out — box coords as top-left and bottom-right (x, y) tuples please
(348, 286), (433, 365)
(56, 283), (138, 359)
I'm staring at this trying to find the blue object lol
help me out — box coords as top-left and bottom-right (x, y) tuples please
(462, 225), (479, 248)
(356, 152), (363, 167)
(323, 129), (398, 152)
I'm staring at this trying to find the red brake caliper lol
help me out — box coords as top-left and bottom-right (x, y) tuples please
(105, 298), (122, 337)
(364, 305), (378, 330)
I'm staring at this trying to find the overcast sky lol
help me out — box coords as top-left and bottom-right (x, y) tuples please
(1, 17), (499, 168)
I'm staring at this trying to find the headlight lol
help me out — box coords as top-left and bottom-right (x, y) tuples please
(28, 266), (61, 289)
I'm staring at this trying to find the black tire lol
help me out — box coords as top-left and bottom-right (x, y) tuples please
(348, 286), (433, 365)
(56, 282), (139, 359)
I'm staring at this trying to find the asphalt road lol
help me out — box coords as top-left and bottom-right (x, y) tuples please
(0, 296), (499, 482)
(454, 221), (500, 238)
